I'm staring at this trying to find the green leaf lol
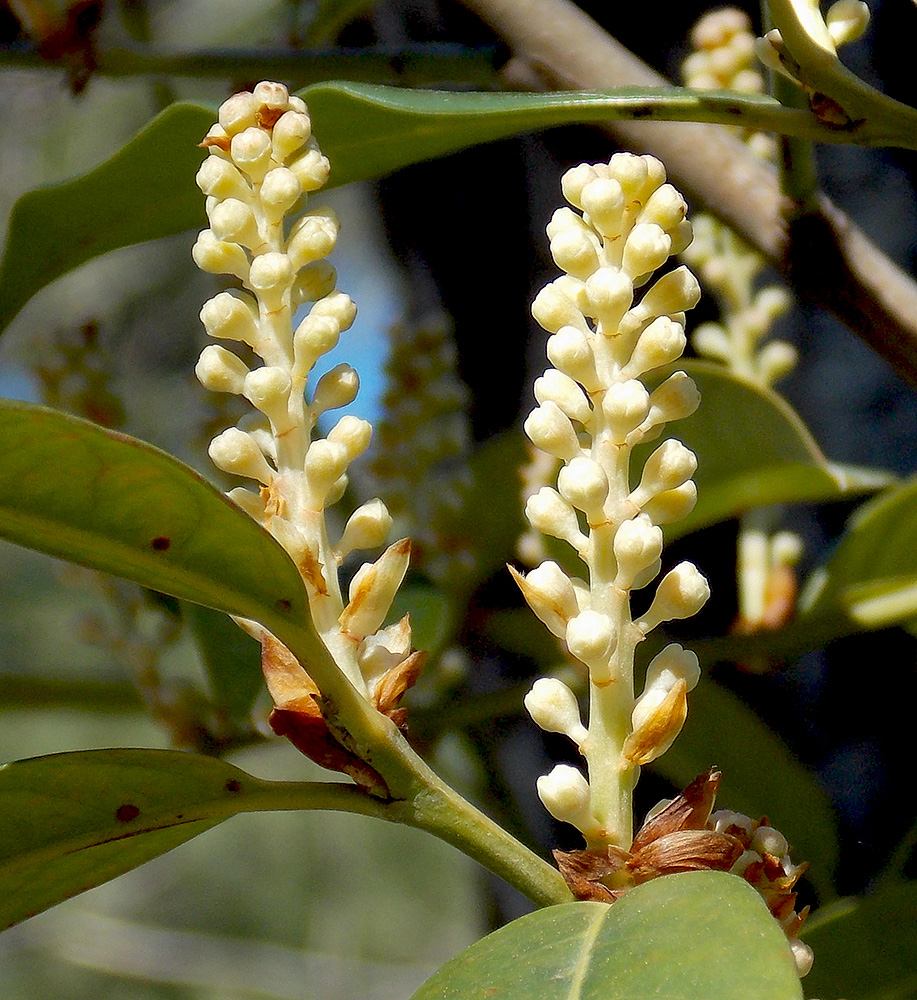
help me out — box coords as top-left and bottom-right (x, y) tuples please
(801, 882), (917, 999)
(412, 870), (802, 1000)
(185, 603), (263, 721)
(0, 400), (308, 626)
(649, 363), (883, 539)
(0, 748), (257, 931)
(801, 477), (917, 631)
(652, 679), (839, 897)
(0, 83), (840, 336)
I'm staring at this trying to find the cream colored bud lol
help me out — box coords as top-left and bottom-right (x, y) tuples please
(288, 147), (331, 191)
(252, 80), (289, 108)
(313, 290), (357, 330)
(336, 499), (392, 559)
(293, 312), (341, 378)
(525, 488), (586, 551)
(272, 110), (313, 162)
(756, 286), (792, 321)
(548, 213), (601, 279)
(357, 615), (412, 686)
(208, 427), (274, 484)
(260, 167), (302, 224)
(630, 558), (662, 590)
(645, 371), (700, 426)
(645, 642), (701, 693)
(639, 266), (701, 319)
(561, 163), (601, 209)
(633, 439), (697, 502)
(195, 157), (251, 201)
(642, 184), (688, 232)
(288, 209), (339, 269)
(200, 291), (259, 346)
(668, 220), (694, 257)
(751, 825), (789, 859)
(623, 223), (672, 282)
(611, 152), (665, 203)
(230, 127), (273, 182)
(226, 486), (266, 521)
(293, 261), (337, 305)
(602, 379), (651, 443)
(565, 609), (616, 676)
(710, 809), (755, 838)
(249, 252), (293, 310)
(613, 514), (664, 590)
(536, 764), (592, 827)
(584, 266), (634, 333)
(826, 0), (869, 47)
(580, 177), (625, 237)
(339, 538), (411, 639)
(312, 363), (359, 414)
(532, 282), (586, 334)
(759, 341), (798, 384)
(327, 414), (372, 461)
(509, 561), (579, 638)
(243, 366), (292, 430)
(789, 939), (814, 978)
(637, 561), (710, 633)
(692, 323), (731, 362)
(546, 327), (600, 391)
(304, 439), (350, 503)
(209, 198), (261, 250)
(525, 677), (588, 744)
(534, 369), (591, 425)
(524, 402), (582, 461)
(195, 344), (249, 394)
(641, 481), (698, 524)
(192, 230), (250, 281)
(624, 675), (688, 765)
(625, 317), (687, 377)
(557, 456), (608, 519)
(218, 91), (258, 135)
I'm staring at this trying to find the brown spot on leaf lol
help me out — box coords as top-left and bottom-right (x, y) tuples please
(224, 779), (242, 793)
(115, 804), (140, 822)
(150, 536), (171, 551)
(275, 598), (292, 613)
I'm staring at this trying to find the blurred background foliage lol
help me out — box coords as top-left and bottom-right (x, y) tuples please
(1, 0), (917, 997)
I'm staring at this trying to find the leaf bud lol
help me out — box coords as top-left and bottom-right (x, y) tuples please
(602, 379), (650, 443)
(524, 402), (582, 461)
(613, 514), (664, 590)
(208, 427), (275, 484)
(525, 677), (588, 744)
(509, 560), (579, 638)
(199, 291), (259, 347)
(339, 538), (411, 640)
(195, 344), (249, 394)
(335, 499), (392, 560)
(637, 561), (710, 633)
(312, 363), (359, 415)
(557, 455), (608, 520)
(534, 368), (591, 425)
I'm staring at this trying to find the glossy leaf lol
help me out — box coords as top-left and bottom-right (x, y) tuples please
(0, 401), (308, 626)
(412, 870), (802, 1000)
(801, 881), (917, 999)
(652, 679), (838, 896)
(801, 477), (917, 631)
(0, 83), (831, 336)
(0, 749), (256, 930)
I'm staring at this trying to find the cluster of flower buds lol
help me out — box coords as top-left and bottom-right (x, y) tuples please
(193, 83), (420, 726)
(516, 153), (709, 849)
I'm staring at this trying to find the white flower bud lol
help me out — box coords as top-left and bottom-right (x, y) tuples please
(226, 486), (266, 521)
(293, 261), (337, 305)
(327, 414), (372, 461)
(195, 344), (249, 394)
(509, 561), (580, 638)
(305, 439), (350, 504)
(602, 379), (650, 443)
(639, 266), (701, 319)
(637, 561), (710, 633)
(252, 79), (289, 109)
(230, 127), (273, 182)
(243, 366), (292, 430)
(584, 266), (634, 334)
(611, 152), (665, 203)
(536, 764), (593, 829)
(613, 514), (664, 590)
(335, 499), (392, 560)
(209, 198), (261, 250)
(692, 323), (732, 362)
(272, 110), (312, 162)
(195, 157), (251, 201)
(249, 252), (293, 310)
(557, 456), (608, 519)
(826, 0), (869, 48)
(208, 427), (275, 484)
(293, 312), (341, 378)
(288, 147), (331, 192)
(565, 609), (616, 676)
(532, 282), (586, 333)
(641, 481), (698, 524)
(625, 674), (688, 766)
(622, 224), (672, 282)
(524, 487), (587, 552)
(548, 215), (601, 279)
(524, 402), (582, 461)
(645, 642), (701, 693)
(644, 371), (700, 427)
(759, 340), (798, 384)
(192, 230), (250, 281)
(313, 290), (357, 330)
(312, 363), (359, 415)
(524, 677), (588, 744)
(218, 91), (258, 135)
(356, 615), (412, 687)
(751, 825), (789, 859)
(259, 167), (302, 225)
(624, 316), (687, 376)
(561, 163), (601, 209)
(632, 439), (697, 504)
(534, 369), (591, 425)
(200, 291), (259, 347)
(789, 938), (814, 978)
(641, 184), (688, 233)
(580, 177), (625, 238)
(546, 327), (600, 391)
(339, 538), (411, 640)
(288, 210), (339, 269)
